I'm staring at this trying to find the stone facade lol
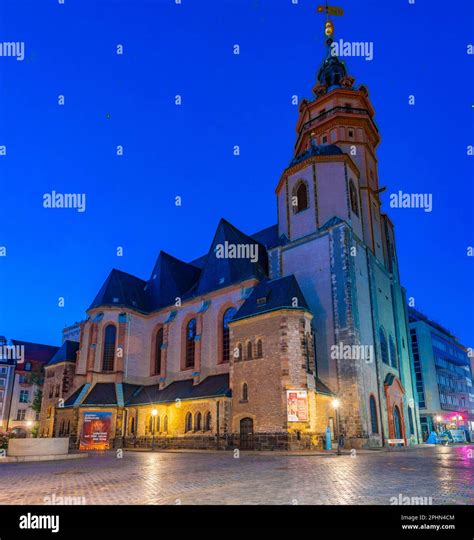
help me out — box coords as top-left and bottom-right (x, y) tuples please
(41, 18), (421, 451)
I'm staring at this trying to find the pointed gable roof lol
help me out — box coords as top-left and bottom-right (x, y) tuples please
(89, 269), (149, 312)
(233, 275), (310, 321)
(193, 218), (269, 296)
(146, 251), (201, 311)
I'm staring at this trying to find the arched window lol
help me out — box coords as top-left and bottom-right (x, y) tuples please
(256, 339), (263, 358)
(246, 341), (253, 360)
(185, 319), (197, 368)
(389, 335), (398, 369)
(242, 382), (249, 401)
(185, 412), (192, 432)
(369, 395), (379, 434)
(222, 307), (237, 363)
(156, 415), (161, 433)
(102, 324), (116, 371)
(349, 180), (359, 216)
(195, 412), (202, 432)
(154, 327), (164, 375)
(163, 415), (168, 433)
(147, 416), (153, 434)
(379, 327), (389, 365)
(204, 411), (212, 431)
(294, 182), (309, 213)
(129, 417), (135, 435)
(66, 420), (70, 435)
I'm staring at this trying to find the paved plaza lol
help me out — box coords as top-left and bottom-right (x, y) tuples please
(1, 445), (473, 505)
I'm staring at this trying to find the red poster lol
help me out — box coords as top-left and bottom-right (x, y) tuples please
(79, 412), (112, 450)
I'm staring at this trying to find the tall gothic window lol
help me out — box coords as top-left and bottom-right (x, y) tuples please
(349, 180), (359, 216)
(389, 335), (398, 369)
(222, 307), (237, 363)
(185, 319), (197, 368)
(204, 412), (211, 431)
(246, 341), (253, 360)
(154, 327), (164, 375)
(256, 339), (263, 358)
(379, 327), (389, 365)
(294, 182), (309, 213)
(242, 383), (249, 401)
(185, 412), (192, 432)
(195, 412), (202, 432)
(369, 395), (379, 434)
(102, 325), (116, 372)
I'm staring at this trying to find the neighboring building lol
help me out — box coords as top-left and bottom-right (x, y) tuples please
(8, 340), (59, 436)
(45, 10), (421, 450)
(39, 340), (79, 437)
(409, 308), (474, 439)
(61, 322), (83, 344)
(0, 337), (16, 431)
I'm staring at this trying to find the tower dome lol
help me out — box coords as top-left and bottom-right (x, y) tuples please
(317, 46), (347, 90)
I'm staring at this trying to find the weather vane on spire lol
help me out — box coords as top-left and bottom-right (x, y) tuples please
(317, 2), (344, 46)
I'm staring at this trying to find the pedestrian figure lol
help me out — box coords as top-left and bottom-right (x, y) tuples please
(337, 432), (345, 455)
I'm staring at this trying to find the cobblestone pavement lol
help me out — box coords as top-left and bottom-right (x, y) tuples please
(1, 445), (473, 505)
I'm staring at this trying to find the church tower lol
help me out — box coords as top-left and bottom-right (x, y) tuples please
(270, 5), (420, 448)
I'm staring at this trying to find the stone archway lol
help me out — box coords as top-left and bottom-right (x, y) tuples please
(384, 373), (407, 443)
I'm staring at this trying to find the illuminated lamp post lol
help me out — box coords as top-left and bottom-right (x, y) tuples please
(151, 408), (158, 451)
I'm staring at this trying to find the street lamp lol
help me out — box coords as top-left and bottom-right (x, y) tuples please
(332, 399), (342, 455)
(151, 408), (158, 450)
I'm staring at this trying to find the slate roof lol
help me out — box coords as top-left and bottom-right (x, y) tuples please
(126, 374), (231, 406)
(82, 383), (118, 406)
(11, 340), (59, 364)
(62, 375), (230, 407)
(319, 216), (345, 232)
(288, 144), (343, 168)
(89, 269), (149, 312)
(88, 219), (276, 314)
(190, 218), (268, 297)
(146, 251), (201, 312)
(46, 340), (79, 366)
(233, 275), (310, 321)
(250, 224), (281, 250)
(315, 378), (335, 396)
(63, 385), (85, 407)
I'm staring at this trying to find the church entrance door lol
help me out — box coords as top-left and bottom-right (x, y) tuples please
(239, 417), (254, 450)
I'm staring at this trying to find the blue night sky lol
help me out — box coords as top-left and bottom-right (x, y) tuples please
(0, 0), (472, 347)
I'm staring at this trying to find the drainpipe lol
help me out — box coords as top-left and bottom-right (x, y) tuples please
(366, 252), (386, 447)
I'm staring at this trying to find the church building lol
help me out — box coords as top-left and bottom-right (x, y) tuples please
(40, 9), (421, 450)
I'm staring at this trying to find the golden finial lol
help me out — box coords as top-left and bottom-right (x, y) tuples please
(317, 3), (344, 43)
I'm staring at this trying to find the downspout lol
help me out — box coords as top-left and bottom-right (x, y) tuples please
(366, 251), (386, 447)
